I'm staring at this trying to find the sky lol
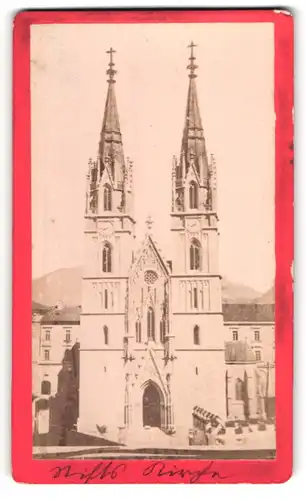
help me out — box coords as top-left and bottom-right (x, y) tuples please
(31, 22), (275, 293)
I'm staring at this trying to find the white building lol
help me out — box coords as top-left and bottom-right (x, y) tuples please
(33, 303), (80, 398)
(32, 45), (275, 446)
(76, 45), (275, 444)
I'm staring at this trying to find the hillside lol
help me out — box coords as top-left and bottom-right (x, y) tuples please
(32, 267), (82, 307)
(221, 278), (261, 304)
(253, 285), (275, 304)
(32, 267), (271, 307)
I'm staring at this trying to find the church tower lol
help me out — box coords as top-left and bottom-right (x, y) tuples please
(170, 43), (226, 426)
(78, 49), (135, 434)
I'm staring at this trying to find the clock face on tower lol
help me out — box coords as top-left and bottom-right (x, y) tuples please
(187, 219), (201, 234)
(98, 221), (114, 236)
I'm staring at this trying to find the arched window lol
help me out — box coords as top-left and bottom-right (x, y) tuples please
(103, 325), (108, 345)
(102, 243), (112, 272)
(193, 325), (200, 345)
(104, 289), (108, 309)
(190, 239), (201, 270)
(103, 184), (112, 211)
(189, 181), (198, 209)
(147, 307), (155, 341)
(111, 161), (115, 182)
(136, 321), (142, 343)
(160, 319), (166, 344)
(41, 380), (51, 396)
(193, 287), (198, 309)
(235, 378), (245, 401)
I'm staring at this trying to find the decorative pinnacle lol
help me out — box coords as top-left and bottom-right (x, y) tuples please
(187, 41), (198, 78)
(106, 47), (117, 83)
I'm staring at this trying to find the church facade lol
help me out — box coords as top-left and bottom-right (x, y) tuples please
(77, 45), (270, 443)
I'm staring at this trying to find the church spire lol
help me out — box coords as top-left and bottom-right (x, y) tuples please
(172, 43), (217, 214)
(98, 47), (124, 183)
(86, 48), (135, 217)
(180, 42), (209, 183)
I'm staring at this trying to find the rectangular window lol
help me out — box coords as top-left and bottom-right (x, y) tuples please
(193, 287), (198, 309)
(44, 349), (50, 361)
(65, 330), (71, 343)
(255, 350), (261, 361)
(45, 330), (50, 341)
(232, 330), (238, 341)
(254, 330), (260, 341)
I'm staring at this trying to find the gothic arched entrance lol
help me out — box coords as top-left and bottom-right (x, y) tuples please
(142, 383), (162, 428)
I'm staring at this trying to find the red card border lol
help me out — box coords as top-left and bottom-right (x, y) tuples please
(12, 9), (293, 484)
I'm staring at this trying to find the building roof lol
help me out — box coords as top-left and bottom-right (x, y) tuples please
(41, 306), (81, 325)
(222, 303), (275, 323)
(225, 341), (256, 363)
(39, 302), (274, 325)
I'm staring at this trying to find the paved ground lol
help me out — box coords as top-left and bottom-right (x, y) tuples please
(33, 424), (276, 460)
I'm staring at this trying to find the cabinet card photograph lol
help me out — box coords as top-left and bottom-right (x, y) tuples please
(13, 9), (293, 484)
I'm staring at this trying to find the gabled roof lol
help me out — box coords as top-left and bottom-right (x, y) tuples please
(222, 303), (275, 323)
(130, 233), (171, 278)
(41, 306), (81, 325)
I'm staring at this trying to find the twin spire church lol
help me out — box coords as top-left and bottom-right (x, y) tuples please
(78, 44), (226, 441)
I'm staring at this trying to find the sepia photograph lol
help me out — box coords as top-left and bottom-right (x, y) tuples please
(30, 21), (277, 461)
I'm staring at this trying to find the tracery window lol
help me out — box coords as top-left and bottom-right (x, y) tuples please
(147, 307), (155, 341)
(189, 181), (198, 209)
(160, 319), (166, 344)
(102, 243), (112, 272)
(144, 271), (158, 285)
(103, 184), (112, 211)
(190, 239), (201, 270)
(136, 321), (142, 343)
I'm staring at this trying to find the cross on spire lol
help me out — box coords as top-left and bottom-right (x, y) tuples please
(106, 47), (117, 83)
(187, 41), (198, 78)
(145, 215), (154, 232)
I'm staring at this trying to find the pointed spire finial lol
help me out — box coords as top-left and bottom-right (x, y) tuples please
(145, 215), (154, 233)
(187, 41), (198, 78)
(106, 47), (117, 83)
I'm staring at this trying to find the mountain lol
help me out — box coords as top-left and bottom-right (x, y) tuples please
(33, 267), (268, 307)
(253, 285), (275, 304)
(221, 278), (261, 304)
(32, 267), (82, 307)
(32, 301), (50, 312)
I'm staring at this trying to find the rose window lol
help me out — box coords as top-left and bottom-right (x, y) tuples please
(144, 271), (158, 285)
